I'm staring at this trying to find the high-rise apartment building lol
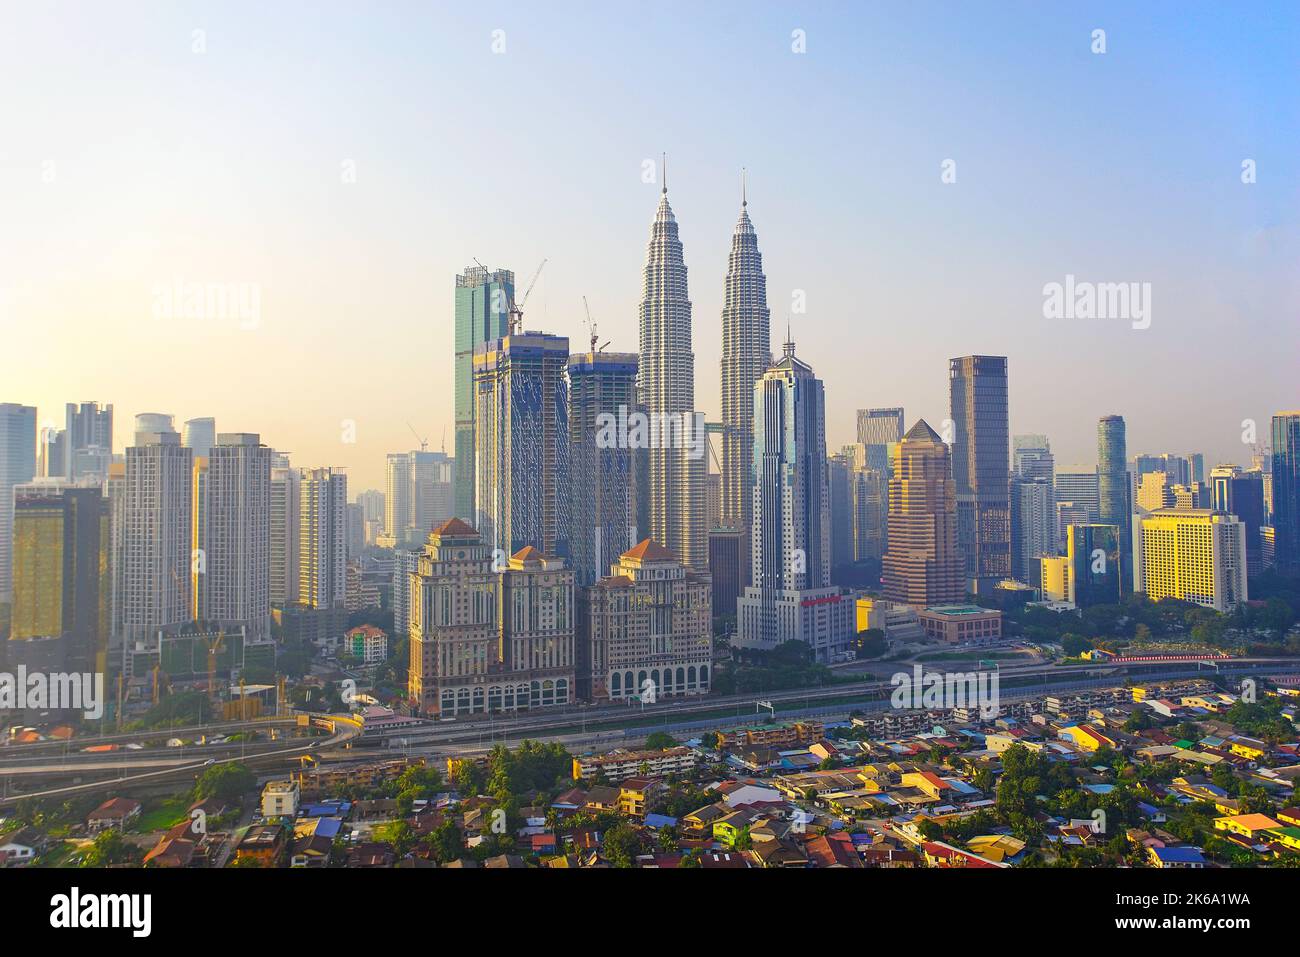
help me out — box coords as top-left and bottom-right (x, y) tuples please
(386, 450), (455, 547)
(949, 356), (1011, 593)
(298, 467), (347, 609)
(1136, 470), (1175, 512)
(1272, 412), (1300, 571)
(882, 420), (965, 607)
(453, 265), (514, 523)
(270, 459), (301, 607)
(719, 183), (770, 574)
(707, 526), (744, 624)
(568, 349), (639, 587)
(204, 434), (272, 641)
(857, 408), (905, 474)
(638, 180), (707, 571)
(579, 539), (712, 702)
(473, 331), (570, 560)
(119, 426), (193, 674)
(1134, 508), (1247, 613)
(735, 340), (852, 661)
(0, 403), (38, 602)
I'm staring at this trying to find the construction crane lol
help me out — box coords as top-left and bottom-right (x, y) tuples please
(582, 296), (610, 354)
(471, 256), (548, 335)
(406, 421), (429, 452)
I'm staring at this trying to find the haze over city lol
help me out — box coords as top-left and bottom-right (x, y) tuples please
(3, 1), (1295, 490)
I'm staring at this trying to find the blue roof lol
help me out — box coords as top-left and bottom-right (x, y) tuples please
(313, 817), (343, 839)
(643, 814), (678, 829)
(1152, 846), (1205, 864)
(302, 802), (351, 817)
(1083, 784), (1115, 794)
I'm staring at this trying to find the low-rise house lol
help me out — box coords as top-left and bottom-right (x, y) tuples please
(261, 780), (300, 820)
(1149, 846), (1207, 868)
(346, 841), (396, 868)
(235, 824), (288, 866)
(87, 797), (142, 833)
(0, 827), (47, 867)
(290, 834), (333, 868)
(1214, 813), (1281, 839)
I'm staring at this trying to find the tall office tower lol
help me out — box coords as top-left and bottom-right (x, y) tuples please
(204, 434), (272, 641)
(707, 527), (744, 624)
(1189, 453), (1205, 485)
(408, 518), (575, 716)
(735, 340), (852, 661)
(638, 179), (707, 571)
(384, 452), (411, 543)
(1013, 434), (1056, 555)
(567, 350), (639, 587)
(1011, 477), (1054, 588)
(298, 467), (348, 609)
(1211, 465), (1266, 577)
(1273, 412), (1300, 571)
(1097, 415), (1131, 591)
(857, 408), (905, 473)
(719, 181), (770, 565)
(1055, 468), (1100, 521)
(119, 427), (192, 673)
(705, 473), (722, 530)
(1135, 453), (1191, 488)
(579, 539), (713, 702)
(1065, 524), (1122, 608)
(106, 461), (126, 642)
(828, 452), (855, 573)
(39, 426), (66, 479)
(346, 502), (365, 558)
(410, 450), (454, 539)
(182, 417), (216, 458)
(10, 482), (111, 672)
(65, 402), (113, 480)
(0, 403), (38, 602)
(191, 454), (208, 621)
(474, 331), (570, 559)
(357, 489), (385, 547)
(850, 466), (887, 562)
(882, 420), (965, 607)
(1133, 509), (1247, 613)
(454, 264), (515, 523)
(949, 356), (1011, 593)
(1136, 471), (1175, 512)
(270, 462), (301, 606)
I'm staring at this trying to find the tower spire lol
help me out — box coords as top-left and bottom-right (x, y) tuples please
(784, 316), (794, 357)
(741, 167), (747, 207)
(662, 152), (667, 194)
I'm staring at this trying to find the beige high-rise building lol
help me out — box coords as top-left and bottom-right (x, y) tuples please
(1136, 470), (1175, 512)
(579, 539), (712, 703)
(1134, 508), (1247, 613)
(408, 518), (574, 717)
(882, 420), (965, 607)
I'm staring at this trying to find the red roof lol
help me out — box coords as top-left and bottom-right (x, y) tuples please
(431, 517), (478, 538)
(621, 539), (677, 563)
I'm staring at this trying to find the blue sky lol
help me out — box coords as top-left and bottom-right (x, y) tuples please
(1, 1), (1295, 489)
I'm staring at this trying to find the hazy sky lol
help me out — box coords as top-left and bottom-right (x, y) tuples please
(2, 1), (1296, 491)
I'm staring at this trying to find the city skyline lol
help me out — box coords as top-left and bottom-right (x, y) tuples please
(3, 3), (1295, 492)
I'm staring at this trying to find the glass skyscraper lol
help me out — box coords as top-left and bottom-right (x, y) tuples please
(453, 265), (514, 524)
(1272, 411), (1300, 571)
(949, 355), (1011, 594)
(1097, 415), (1131, 591)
